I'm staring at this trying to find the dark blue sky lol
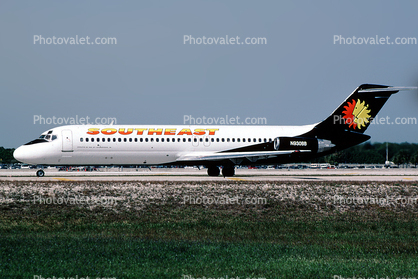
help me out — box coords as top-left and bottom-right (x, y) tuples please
(1, 1), (418, 148)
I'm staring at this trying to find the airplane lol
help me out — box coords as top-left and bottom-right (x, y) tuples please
(13, 84), (416, 177)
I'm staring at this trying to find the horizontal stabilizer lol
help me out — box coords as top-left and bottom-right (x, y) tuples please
(358, 86), (417, 93)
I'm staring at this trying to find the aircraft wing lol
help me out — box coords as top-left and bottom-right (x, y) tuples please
(177, 150), (310, 164)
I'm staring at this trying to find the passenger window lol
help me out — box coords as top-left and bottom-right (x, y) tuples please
(188, 138), (191, 142)
(102, 138), (105, 142)
(259, 138), (262, 142)
(118, 138), (121, 142)
(129, 138), (132, 142)
(227, 138), (230, 142)
(242, 138), (245, 142)
(183, 138), (186, 142)
(113, 138), (116, 142)
(80, 138), (83, 142)
(211, 138), (214, 142)
(151, 138), (154, 142)
(264, 138), (267, 143)
(194, 138), (197, 142)
(232, 138), (235, 142)
(199, 138), (203, 142)
(156, 138), (159, 142)
(140, 138), (143, 142)
(108, 138), (111, 142)
(161, 138), (164, 142)
(222, 138), (225, 142)
(124, 138), (127, 142)
(86, 138), (89, 142)
(135, 138), (137, 142)
(145, 138), (149, 142)
(216, 138), (219, 142)
(237, 138), (240, 142)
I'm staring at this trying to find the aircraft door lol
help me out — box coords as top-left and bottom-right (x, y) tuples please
(62, 130), (73, 152)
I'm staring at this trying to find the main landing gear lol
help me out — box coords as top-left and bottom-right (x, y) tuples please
(207, 166), (235, 177)
(36, 169), (45, 177)
(207, 166), (220, 176)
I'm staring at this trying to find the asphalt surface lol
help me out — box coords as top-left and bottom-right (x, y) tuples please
(1, 168), (417, 181)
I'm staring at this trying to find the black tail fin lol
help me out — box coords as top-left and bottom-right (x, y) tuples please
(317, 84), (399, 134)
(301, 84), (411, 150)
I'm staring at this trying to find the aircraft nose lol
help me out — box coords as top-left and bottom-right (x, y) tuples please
(13, 145), (37, 164)
(13, 146), (27, 163)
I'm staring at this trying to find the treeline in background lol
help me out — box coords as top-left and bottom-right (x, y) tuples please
(315, 142), (418, 166)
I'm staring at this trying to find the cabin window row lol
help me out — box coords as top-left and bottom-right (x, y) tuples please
(80, 137), (273, 143)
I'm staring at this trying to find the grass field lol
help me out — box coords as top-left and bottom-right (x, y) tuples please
(1, 180), (418, 278)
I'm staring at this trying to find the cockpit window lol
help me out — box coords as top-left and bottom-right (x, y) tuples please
(24, 139), (48, 145)
(32, 132), (57, 144)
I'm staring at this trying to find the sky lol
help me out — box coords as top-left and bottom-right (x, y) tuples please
(1, 0), (418, 148)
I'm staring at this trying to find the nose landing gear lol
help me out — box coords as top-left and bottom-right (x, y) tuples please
(36, 169), (45, 177)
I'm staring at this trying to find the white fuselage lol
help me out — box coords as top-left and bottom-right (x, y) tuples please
(13, 124), (317, 166)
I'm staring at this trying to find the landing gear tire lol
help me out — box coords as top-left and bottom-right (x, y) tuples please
(36, 169), (45, 177)
(222, 166), (235, 177)
(207, 166), (220, 176)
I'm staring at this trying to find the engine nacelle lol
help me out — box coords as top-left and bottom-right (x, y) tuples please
(273, 137), (335, 153)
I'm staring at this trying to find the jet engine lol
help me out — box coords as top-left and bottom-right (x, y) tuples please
(273, 137), (335, 153)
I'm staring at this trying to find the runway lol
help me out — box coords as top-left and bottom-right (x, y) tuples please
(1, 168), (417, 181)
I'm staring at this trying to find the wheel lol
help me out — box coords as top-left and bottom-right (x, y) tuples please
(36, 169), (45, 177)
(207, 166), (220, 176)
(221, 166), (235, 177)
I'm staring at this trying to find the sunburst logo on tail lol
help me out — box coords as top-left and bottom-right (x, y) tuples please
(342, 99), (371, 130)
